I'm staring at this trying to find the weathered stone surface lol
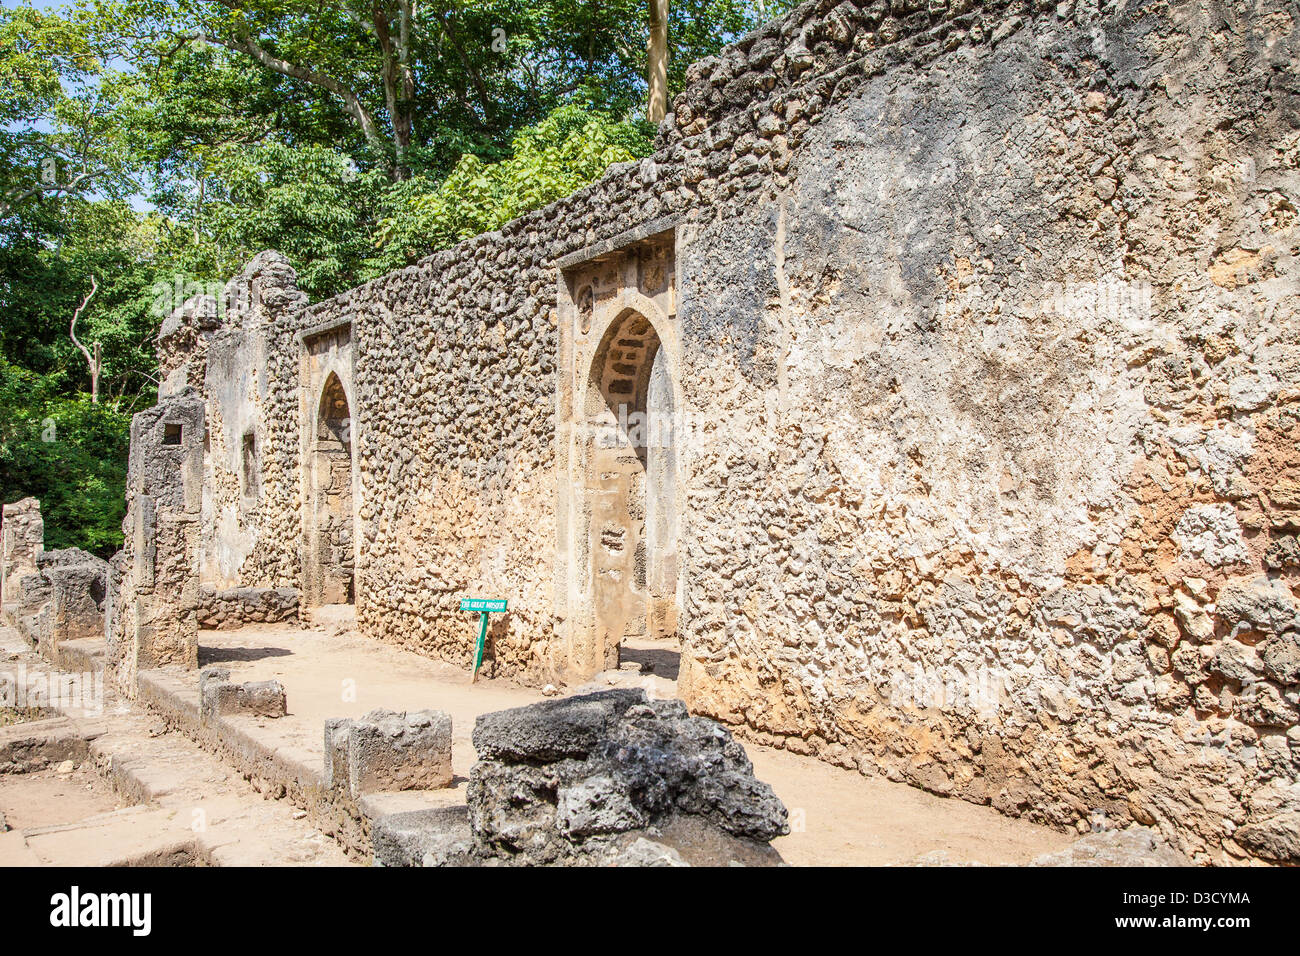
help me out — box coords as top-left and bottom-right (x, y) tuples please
(343, 709), (453, 798)
(0, 719), (90, 775)
(1234, 812), (1300, 863)
(372, 807), (474, 867)
(1216, 577), (1300, 637)
(1260, 634), (1300, 685)
(555, 775), (647, 837)
(471, 688), (645, 761)
(1030, 827), (1191, 867)
(464, 691), (787, 865)
(323, 717), (352, 790)
(607, 836), (688, 867)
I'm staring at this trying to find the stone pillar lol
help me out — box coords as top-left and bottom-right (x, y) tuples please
(118, 389), (206, 689)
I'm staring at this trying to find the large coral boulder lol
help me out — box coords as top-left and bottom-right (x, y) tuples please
(374, 690), (789, 866)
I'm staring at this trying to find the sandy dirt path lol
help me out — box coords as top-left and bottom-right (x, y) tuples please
(199, 620), (1071, 865)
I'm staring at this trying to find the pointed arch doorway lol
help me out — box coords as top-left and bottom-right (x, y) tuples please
(301, 323), (357, 611)
(558, 278), (681, 681)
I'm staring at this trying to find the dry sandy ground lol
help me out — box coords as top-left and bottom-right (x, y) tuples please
(0, 763), (122, 832)
(199, 619), (1072, 865)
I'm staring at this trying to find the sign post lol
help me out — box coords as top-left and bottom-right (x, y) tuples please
(459, 598), (507, 682)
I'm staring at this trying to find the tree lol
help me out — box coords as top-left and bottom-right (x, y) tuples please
(68, 275), (102, 403)
(647, 0), (667, 123)
(1, 5), (133, 222)
(0, 0), (794, 555)
(369, 103), (653, 272)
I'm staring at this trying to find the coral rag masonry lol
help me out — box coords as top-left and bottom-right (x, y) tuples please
(5, 0), (1295, 866)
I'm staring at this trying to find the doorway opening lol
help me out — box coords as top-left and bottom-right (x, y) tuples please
(584, 308), (679, 674)
(305, 371), (355, 606)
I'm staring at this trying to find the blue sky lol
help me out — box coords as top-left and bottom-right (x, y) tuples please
(6, 0), (156, 210)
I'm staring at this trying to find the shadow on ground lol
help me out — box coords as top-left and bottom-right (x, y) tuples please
(619, 645), (680, 680)
(199, 645), (294, 665)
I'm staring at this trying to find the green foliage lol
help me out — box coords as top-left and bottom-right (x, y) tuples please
(1, 0), (792, 553)
(151, 140), (386, 297)
(0, 360), (132, 556)
(369, 104), (653, 273)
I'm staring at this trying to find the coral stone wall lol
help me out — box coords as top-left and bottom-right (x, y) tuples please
(1, 498), (43, 612)
(131, 0), (1299, 862)
(672, 0), (1300, 864)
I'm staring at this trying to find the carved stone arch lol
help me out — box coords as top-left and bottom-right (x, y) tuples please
(300, 323), (357, 610)
(571, 304), (680, 675)
(316, 370), (352, 447)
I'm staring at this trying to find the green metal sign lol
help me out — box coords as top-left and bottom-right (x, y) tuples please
(460, 598), (507, 681)
(459, 598), (507, 613)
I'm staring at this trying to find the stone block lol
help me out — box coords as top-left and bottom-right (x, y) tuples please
(341, 709), (453, 798)
(199, 667), (286, 720)
(323, 717), (352, 790)
(371, 807), (473, 867)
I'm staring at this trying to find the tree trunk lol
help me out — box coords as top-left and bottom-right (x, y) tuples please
(69, 277), (100, 404)
(647, 0), (669, 123)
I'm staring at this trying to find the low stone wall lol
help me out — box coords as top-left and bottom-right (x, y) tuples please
(197, 586), (299, 629)
(0, 500), (109, 663)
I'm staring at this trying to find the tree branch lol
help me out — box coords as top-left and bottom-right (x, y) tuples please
(193, 27), (388, 159)
(0, 167), (108, 219)
(69, 276), (101, 404)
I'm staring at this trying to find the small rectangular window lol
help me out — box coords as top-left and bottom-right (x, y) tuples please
(162, 423), (183, 446)
(241, 431), (259, 497)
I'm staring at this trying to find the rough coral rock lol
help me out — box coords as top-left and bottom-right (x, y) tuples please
(469, 690), (788, 861)
(1030, 827), (1191, 867)
(372, 690), (788, 866)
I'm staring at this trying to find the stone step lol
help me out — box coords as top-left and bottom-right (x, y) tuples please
(55, 637), (106, 674)
(20, 805), (197, 867)
(1, 627), (354, 867)
(0, 716), (89, 773)
(136, 667), (373, 858)
(89, 712), (354, 867)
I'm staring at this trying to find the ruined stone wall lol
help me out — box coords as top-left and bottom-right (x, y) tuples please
(114, 391), (206, 692)
(1, 498), (43, 616)
(670, 0), (1300, 864)
(125, 0), (1299, 862)
(297, 214), (641, 679)
(1, 499), (109, 661)
(167, 255), (312, 594)
(196, 586), (298, 629)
